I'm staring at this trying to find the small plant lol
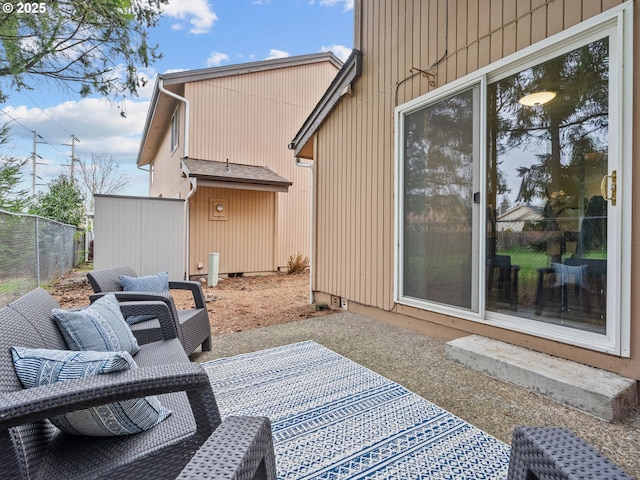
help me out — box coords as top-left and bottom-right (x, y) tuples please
(287, 253), (309, 274)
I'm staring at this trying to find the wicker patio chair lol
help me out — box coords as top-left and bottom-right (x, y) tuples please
(87, 266), (212, 355)
(177, 416), (277, 479)
(507, 426), (632, 479)
(0, 288), (276, 480)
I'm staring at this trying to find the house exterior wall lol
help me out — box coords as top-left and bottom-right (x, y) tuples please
(185, 62), (336, 273)
(188, 187), (275, 275)
(149, 60), (338, 276)
(311, 0), (640, 378)
(149, 102), (191, 199)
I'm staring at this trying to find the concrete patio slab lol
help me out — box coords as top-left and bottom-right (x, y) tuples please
(445, 334), (638, 422)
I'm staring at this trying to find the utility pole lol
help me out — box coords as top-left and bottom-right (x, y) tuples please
(63, 134), (80, 182)
(31, 130), (45, 194)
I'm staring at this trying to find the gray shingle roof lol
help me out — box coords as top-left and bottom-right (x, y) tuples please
(182, 158), (292, 188)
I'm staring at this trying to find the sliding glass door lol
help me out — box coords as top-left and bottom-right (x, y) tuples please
(396, 10), (630, 353)
(401, 86), (480, 312)
(486, 38), (612, 335)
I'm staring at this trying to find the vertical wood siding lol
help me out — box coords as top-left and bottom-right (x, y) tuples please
(185, 62), (337, 275)
(314, 0), (626, 312)
(189, 187), (276, 274)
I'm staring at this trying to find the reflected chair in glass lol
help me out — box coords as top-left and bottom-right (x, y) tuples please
(487, 255), (520, 310)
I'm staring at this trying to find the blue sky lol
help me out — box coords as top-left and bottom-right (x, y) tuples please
(1, 0), (354, 200)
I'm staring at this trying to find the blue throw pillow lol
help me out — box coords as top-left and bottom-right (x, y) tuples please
(11, 347), (171, 436)
(119, 272), (170, 325)
(52, 293), (140, 355)
(552, 262), (589, 288)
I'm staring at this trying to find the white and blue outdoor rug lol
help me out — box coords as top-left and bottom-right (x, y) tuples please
(202, 340), (510, 479)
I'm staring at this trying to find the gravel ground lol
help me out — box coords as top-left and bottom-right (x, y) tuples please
(50, 269), (640, 478)
(193, 314), (640, 478)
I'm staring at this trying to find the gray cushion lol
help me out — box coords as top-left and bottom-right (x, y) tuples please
(552, 262), (589, 288)
(11, 347), (171, 436)
(119, 272), (170, 325)
(120, 272), (169, 294)
(52, 293), (140, 355)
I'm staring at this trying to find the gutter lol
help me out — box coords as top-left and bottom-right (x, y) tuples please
(295, 157), (315, 304)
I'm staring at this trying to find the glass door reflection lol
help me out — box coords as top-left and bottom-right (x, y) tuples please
(486, 38), (610, 334)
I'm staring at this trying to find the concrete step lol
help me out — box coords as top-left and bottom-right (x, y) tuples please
(445, 335), (638, 422)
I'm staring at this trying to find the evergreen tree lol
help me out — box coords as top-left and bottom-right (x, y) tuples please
(0, 0), (168, 102)
(30, 175), (85, 226)
(0, 123), (30, 212)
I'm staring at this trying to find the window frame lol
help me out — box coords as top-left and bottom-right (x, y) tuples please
(394, 3), (632, 356)
(170, 106), (180, 153)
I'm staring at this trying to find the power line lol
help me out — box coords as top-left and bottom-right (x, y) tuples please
(0, 108), (32, 134)
(22, 90), (73, 137)
(0, 108), (66, 155)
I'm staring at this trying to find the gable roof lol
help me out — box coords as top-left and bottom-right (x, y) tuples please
(182, 158), (292, 193)
(137, 52), (343, 168)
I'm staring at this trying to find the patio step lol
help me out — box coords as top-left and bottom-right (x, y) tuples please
(445, 335), (638, 422)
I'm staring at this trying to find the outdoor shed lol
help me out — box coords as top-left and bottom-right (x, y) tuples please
(93, 194), (185, 280)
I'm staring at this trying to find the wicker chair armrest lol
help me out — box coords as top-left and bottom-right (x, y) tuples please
(177, 416), (277, 480)
(169, 281), (207, 309)
(118, 300), (178, 340)
(0, 363), (221, 435)
(90, 290), (173, 305)
(507, 426), (632, 479)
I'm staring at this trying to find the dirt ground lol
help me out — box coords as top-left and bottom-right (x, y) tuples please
(49, 269), (333, 335)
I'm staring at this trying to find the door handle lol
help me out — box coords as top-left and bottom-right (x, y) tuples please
(600, 170), (616, 206)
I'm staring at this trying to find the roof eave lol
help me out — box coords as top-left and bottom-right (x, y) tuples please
(163, 52), (342, 86)
(289, 49), (363, 158)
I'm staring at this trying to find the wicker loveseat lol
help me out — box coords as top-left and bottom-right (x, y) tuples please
(87, 267), (212, 355)
(0, 288), (276, 479)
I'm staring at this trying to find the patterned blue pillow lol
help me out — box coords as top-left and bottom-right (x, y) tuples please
(52, 293), (140, 355)
(11, 347), (171, 436)
(119, 272), (170, 325)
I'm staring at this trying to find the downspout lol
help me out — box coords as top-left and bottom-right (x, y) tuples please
(183, 175), (197, 280)
(158, 77), (192, 278)
(295, 157), (315, 304)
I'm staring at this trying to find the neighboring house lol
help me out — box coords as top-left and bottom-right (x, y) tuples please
(495, 205), (542, 232)
(290, 1), (639, 380)
(137, 53), (341, 277)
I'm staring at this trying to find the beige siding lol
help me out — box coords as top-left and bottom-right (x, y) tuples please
(184, 62), (337, 274)
(313, 0), (639, 377)
(149, 103), (191, 199)
(189, 187), (276, 275)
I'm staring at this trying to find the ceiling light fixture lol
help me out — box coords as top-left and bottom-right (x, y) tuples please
(518, 91), (556, 106)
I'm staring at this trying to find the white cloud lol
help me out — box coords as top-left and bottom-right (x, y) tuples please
(319, 0), (354, 11)
(5, 98), (153, 195)
(5, 98), (149, 161)
(206, 52), (230, 67)
(163, 0), (218, 35)
(163, 68), (188, 74)
(321, 44), (352, 62)
(266, 49), (290, 60)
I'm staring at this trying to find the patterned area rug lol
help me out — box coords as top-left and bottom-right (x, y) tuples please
(202, 341), (510, 479)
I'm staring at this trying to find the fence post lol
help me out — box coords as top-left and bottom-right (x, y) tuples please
(35, 216), (41, 287)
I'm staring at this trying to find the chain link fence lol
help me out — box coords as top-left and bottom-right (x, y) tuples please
(0, 209), (85, 306)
